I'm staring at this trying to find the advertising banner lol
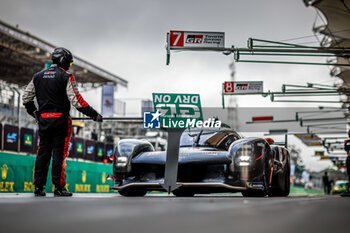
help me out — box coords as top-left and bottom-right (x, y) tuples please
(3, 124), (18, 152)
(223, 81), (263, 94)
(20, 128), (34, 153)
(105, 143), (114, 163)
(85, 140), (96, 161)
(67, 137), (76, 158)
(74, 138), (85, 159)
(0, 152), (114, 193)
(169, 31), (225, 49)
(95, 142), (104, 162)
(101, 84), (115, 117)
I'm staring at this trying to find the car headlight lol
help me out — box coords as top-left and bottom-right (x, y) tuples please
(116, 156), (128, 167)
(238, 155), (250, 162)
(238, 162), (250, 166)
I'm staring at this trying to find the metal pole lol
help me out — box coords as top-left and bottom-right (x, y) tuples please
(224, 90), (339, 96)
(282, 84), (337, 90)
(273, 94), (340, 97)
(222, 94), (225, 109)
(285, 134), (288, 148)
(246, 117), (347, 125)
(236, 60), (350, 66)
(222, 82), (225, 109)
(12, 87), (21, 152)
(170, 46), (350, 54)
(98, 122), (102, 141)
(272, 100), (347, 103)
(161, 128), (185, 193)
(166, 32), (171, 65)
(71, 117), (143, 121)
(239, 52), (334, 57)
(302, 122), (349, 127)
(250, 38), (350, 50)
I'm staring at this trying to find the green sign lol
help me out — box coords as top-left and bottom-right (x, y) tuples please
(152, 93), (205, 128)
(24, 134), (32, 146)
(97, 147), (103, 157)
(77, 143), (84, 154)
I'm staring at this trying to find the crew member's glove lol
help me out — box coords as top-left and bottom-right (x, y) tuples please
(93, 114), (103, 122)
(24, 101), (39, 122)
(33, 110), (40, 123)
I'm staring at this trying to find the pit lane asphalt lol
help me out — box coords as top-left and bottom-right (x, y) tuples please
(0, 193), (348, 233)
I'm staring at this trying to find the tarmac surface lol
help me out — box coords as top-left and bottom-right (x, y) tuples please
(0, 193), (349, 233)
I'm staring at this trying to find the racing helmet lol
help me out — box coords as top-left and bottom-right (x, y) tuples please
(51, 47), (73, 70)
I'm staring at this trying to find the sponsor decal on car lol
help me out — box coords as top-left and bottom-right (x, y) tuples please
(246, 182), (265, 190)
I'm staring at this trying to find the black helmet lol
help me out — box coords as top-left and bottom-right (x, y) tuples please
(51, 47), (73, 70)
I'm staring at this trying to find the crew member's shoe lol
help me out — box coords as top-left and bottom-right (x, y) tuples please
(34, 186), (46, 197)
(54, 186), (73, 197)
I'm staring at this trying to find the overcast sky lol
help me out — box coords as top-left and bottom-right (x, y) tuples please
(0, 0), (343, 171)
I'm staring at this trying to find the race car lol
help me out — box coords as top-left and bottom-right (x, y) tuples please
(331, 180), (347, 195)
(111, 127), (290, 197)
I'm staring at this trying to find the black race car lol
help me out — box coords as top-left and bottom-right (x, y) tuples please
(112, 127), (290, 197)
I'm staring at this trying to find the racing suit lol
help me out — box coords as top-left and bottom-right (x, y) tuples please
(344, 139), (350, 193)
(22, 64), (99, 188)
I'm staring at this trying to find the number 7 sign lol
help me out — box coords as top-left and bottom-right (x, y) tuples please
(170, 31), (184, 47)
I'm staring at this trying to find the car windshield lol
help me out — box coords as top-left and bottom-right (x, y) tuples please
(180, 130), (240, 149)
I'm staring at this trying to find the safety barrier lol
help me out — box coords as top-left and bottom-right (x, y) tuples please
(0, 152), (115, 193)
(0, 123), (114, 163)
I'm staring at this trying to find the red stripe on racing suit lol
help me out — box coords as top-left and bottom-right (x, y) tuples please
(69, 75), (88, 108)
(60, 117), (73, 187)
(41, 113), (63, 118)
(33, 137), (40, 184)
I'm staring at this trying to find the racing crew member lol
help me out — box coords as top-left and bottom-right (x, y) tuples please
(22, 47), (103, 197)
(343, 130), (350, 197)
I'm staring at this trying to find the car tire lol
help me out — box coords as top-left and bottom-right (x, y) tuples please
(242, 158), (271, 197)
(280, 157), (290, 196)
(118, 188), (147, 197)
(269, 156), (290, 197)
